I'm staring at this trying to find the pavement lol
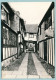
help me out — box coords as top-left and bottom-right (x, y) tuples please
(2, 53), (52, 79)
(32, 53), (51, 78)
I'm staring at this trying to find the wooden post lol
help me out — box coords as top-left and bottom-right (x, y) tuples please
(17, 33), (18, 58)
(1, 24), (3, 61)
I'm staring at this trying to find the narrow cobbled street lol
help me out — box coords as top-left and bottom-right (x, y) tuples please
(1, 2), (55, 79)
(2, 52), (54, 78)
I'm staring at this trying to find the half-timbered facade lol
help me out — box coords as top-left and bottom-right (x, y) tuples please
(1, 2), (26, 66)
(37, 2), (55, 66)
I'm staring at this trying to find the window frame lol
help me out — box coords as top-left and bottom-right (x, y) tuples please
(1, 5), (9, 24)
(29, 33), (34, 38)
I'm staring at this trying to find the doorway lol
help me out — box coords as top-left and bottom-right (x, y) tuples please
(44, 41), (47, 61)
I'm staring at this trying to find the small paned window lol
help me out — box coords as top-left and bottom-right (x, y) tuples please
(45, 12), (52, 30)
(29, 34), (34, 38)
(1, 6), (9, 24)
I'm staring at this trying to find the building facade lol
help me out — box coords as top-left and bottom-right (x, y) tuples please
(1, 2), (25, 66)
(17, 18), (26, 56)
(24, 24), (38, 52)
(37, 2), (55, 66)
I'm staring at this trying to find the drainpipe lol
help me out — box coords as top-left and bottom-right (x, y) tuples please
(17, 32), (18, 58)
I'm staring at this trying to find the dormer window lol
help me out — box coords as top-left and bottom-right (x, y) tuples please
(1, 5), (9, 24)
(45, 12), (52, 30)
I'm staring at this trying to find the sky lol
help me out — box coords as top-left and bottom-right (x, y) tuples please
(9, 2), (52, 25)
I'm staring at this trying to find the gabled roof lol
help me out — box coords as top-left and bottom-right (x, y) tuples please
(25, 24), (38, 33)
(38, 2), (54, 28)
(2, 2), (14, 16)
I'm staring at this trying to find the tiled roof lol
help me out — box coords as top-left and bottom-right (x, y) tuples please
(25, 24), (38, 33)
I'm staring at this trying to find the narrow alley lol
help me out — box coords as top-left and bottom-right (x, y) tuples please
(1, 2), (55, 79)
(2, 52), (53, 78)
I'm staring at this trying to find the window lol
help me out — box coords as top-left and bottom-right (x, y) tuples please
(48, 12), (52, 27)
(40, 26), (41, 35)
(3, 26), (17, 46)
(1, 6), (9, 24)
(45, 21), (48, 30)
(29, 34), (34, 38)
(45, 12), (52, 30)
(18, 34), (21, 43)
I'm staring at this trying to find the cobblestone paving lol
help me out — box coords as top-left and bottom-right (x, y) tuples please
(27, 53), (37, 75)
(2, 52), (53, 79)
(35, 53), (55, 78)
(2, 52), (26, 71)
(32, 53), (52, 78)
(2, 53), (29, 78)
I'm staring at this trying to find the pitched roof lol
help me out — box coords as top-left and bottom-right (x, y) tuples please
(25, 24), (38, 33)
(2, 2), (14, 15)
(38, 2), (54, 28)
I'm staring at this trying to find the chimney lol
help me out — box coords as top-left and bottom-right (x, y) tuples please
(16, 11), (20, 17)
